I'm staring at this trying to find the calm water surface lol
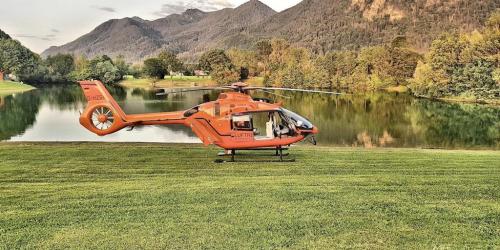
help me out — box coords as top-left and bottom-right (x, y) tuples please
(0, 84), (499, 149)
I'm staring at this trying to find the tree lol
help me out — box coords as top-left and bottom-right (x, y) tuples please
(199, 49), (239, 85)
(409, 11), (500, 100)
(210, 65), (240, 86)
(255, 40), (272, 59)
(95, 61), (121, 84)
(158, 50), (183, 82)
(82, 55), (122, 84)
(70, 55), (91, 81)
(410, 61), (448, 98)
(129, 64), (143, 79)
(143, 58), (167, 81)
(199, 49), (233, 72)
(316, 51), (357, 88)
(114, 55), (130, 77)
(227, 48), (259, 79)
(0, 39), (39, 81)
(387, 46), (421, 85)
(254, 40), (273, 78)
(45, 54), (75, 82)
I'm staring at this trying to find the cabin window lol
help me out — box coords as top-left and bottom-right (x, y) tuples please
(214, 103), (220, 116)
(232, 115), (252, 131)
(184, 106), (199, 117)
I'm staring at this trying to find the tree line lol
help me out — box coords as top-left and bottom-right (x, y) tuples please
(410, 10), (499, 100)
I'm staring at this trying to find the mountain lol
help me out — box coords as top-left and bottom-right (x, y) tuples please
(0, 29), (11, 40)
(42, 0), (276, 62)
(42, 0), (499, 62)
(43, 17), (165, 62)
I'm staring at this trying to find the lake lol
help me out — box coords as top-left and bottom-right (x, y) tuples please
(0, 84), (498, 149)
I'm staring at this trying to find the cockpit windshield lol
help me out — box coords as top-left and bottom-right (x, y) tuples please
(280, 108), (313, 130)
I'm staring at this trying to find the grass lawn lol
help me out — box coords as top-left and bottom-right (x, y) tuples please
(0, 143), (498, 249)
(0, 81), (35, 96)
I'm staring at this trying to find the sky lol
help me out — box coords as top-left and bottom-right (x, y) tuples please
(0, 0), (302, 53)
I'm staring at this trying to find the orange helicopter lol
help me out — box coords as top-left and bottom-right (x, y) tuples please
(78, 80), (341, 162)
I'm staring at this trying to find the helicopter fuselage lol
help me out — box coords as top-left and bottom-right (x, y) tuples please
(79, 80), (318, 150)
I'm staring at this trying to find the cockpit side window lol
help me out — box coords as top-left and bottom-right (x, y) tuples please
(280, 108), (313, 130)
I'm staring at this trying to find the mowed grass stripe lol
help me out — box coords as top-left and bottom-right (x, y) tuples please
(0, 143), (498, 249)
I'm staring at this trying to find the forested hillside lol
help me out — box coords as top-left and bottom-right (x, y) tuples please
(249, 0), (500, 53)
(42, 0), (500, 62)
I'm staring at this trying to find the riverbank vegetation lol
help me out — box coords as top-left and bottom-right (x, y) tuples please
(0, 143), (498, 248)
(409, 11), (500, 102)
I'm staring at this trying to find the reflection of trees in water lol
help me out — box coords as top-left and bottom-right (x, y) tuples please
(0, 84), (88, 141)
(409, 100), (500, 149)
(262, 91), (500, 148)
(37, 84), (86, 110)
(268, 91), (417, 147)
(106, 84), (127, 101)
(2, 85), (498, 148)
(127, 88), (222, 114)
(0, 91), (41, 140)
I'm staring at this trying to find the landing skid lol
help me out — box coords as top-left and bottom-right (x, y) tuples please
(215, 147), (295, 163)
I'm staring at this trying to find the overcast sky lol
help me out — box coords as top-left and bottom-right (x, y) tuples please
(0, 0), (302, 53)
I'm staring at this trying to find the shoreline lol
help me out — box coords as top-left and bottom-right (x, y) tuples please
(1, 141), (498, 152)
(9, 78), (499, 106)
(412, 94), (500, 106)
(0, 80), (36, 95)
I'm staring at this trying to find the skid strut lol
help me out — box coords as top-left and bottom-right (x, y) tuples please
(215, 147), (295, 163)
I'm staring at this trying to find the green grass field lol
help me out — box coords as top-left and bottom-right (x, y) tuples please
(0, 143), (498, 249)
(0, 81), (35, 95)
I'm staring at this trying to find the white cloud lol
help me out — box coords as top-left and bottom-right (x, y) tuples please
(91, 5), (117, 13)
(153, 0), (234, 17)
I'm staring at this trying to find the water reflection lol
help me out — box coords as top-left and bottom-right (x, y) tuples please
(0, 84), (498, 149)
(274, 91), (499, 148)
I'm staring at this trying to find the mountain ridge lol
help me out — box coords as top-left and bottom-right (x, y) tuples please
(42, 0), (500, 62)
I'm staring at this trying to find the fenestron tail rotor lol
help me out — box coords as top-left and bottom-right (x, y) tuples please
(91, 106), (115, 131)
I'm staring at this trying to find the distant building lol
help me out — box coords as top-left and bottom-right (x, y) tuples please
(194, 70), (208, 77)
(7, 74), (18, 81)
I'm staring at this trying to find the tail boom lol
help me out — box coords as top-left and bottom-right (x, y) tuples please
(78, 80), (186, 136)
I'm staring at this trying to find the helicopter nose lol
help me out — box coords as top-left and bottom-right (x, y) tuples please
(312, 126), (319, 134)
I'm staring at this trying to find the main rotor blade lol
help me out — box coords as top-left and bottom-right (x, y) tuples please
(245, 87), (347, 95)
(155, 87), (230, 96)
(257, 89), (291, 99)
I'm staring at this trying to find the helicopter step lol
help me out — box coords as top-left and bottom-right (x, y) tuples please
(215, 147), (295, 163)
